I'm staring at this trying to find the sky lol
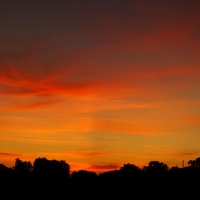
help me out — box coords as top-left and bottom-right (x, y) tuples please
(0, 0), (200, 173)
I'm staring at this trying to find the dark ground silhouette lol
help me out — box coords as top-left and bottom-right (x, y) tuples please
(1, 157), (200, 199)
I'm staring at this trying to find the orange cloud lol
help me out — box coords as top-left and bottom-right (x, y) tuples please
(89, 118), (173, 136)
(169, 151), (200, 161)
(74, 152), (112, 158)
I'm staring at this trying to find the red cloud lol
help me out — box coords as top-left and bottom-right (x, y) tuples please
(0, 0), (199, 110)
(0, 152), (21, 158)
(14, 99), (61, 111)
(88, 163), (120, 172)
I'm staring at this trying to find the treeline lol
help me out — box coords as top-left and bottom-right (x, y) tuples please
(1, 157), (200, 198)
(0, 157), (200, 187)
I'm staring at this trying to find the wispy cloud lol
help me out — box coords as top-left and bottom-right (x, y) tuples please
(180, 152), (200, 156)
(13, 99), (61, 111)
(171, 151), (200, 159)
(76, 152), (112, 158)
(0, 152), (21, 158)
(88, 163), (120, 172)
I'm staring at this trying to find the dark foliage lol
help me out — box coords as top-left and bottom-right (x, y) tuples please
(188, 157), (200, 169)
(33, 157), (70, 185)
(1, 157), (200, 198)
(71, 170), (98, 187)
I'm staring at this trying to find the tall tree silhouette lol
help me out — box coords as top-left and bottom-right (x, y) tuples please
(14, 158), (32, 173)
(33, 157), (49, 175)
(119, 163), (141, 186)
(33, 157), (70, 185)
(33, 157), (70, 176)
(13, 158), (33, 185)
(119, 163), (140, 173)
(188, 157), (200, 169)
(143, 161), (169, 173)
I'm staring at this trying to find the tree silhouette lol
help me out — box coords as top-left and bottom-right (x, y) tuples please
(14, 158), (32, 173)
(33, 157), (49, 174)
(33, 157), (70, 185)
(118, 163), (141, 186)
(119, 163), (139, 173)
(98, 170), (120, 187)
(1, 156), (200, 198)
(59, 160), (71, 178)
(188, 157), (200, 169)
(71, 170), (97, 186)
(0, 163), (7, 171)
(33, 157), (70, 176)
(143, 161), (169, 173)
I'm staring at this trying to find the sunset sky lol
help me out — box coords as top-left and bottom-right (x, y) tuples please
(0, 0), (200, 173)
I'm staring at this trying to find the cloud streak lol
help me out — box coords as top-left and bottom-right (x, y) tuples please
(75, 152), (112, 158)
(0, 152), (21, 158)
(88, 163), (121, 172)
